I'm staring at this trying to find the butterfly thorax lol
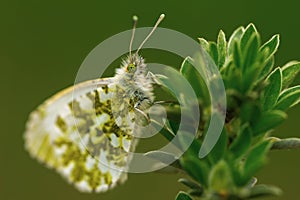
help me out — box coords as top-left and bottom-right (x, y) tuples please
(113, 54), (154, 110)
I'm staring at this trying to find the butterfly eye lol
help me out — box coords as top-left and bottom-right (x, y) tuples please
(127, 63), (136, 72)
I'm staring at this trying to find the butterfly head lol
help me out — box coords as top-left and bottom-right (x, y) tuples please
(126, 63), (136, 72)
(124, 53), (146, 74)
(121, 14), (165, 76)
(115, 14), (164, 99)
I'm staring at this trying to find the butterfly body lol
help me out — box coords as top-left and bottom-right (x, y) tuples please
(116, 54), (154, 101)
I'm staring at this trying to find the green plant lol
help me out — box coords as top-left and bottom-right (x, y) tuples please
(155, 24), (300, 199)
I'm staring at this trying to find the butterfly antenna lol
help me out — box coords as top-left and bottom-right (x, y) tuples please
(136, 14), (165, 55)
(129, 15), (138, 57)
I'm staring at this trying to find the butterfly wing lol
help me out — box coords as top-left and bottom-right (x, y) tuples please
(24, 78), (136, 192)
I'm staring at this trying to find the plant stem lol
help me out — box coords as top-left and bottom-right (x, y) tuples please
(270, 137), (300, 150)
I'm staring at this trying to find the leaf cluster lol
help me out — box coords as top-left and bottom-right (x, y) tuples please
(155, 24), (300, 200)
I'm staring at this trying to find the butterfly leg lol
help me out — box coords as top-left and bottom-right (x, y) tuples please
(146, 71), (164, 85)
(133, 98), (151, 124)
(154, 100), (177, 105)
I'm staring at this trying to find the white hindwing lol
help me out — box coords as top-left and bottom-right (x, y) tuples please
(24, 78), (137, 192)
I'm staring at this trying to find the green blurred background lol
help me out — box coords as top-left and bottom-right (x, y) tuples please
(1, 0), (300, 199)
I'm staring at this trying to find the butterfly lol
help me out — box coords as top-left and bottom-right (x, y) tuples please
(24, 14), (165, 192)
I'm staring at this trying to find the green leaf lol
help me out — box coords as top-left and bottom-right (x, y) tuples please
(243, 33), (260, 71)
(209, 42), (219, 66)
(242, 64), (262, 92)
(179, 56), (210, 105)
(229, 124), (252, 159)
(281, 61), (300, 88)
(278, 85), (300, 102)
(252, 110), (287, 136)
(258, 56), (274, 81)
(178, 178), (202, 189)
(217, 30), (227, 68)
(240, 23), (258, 51)
(187, 189), (203, 197)
(240, 102), (260, 123)
(198, 37), (209, 52)
(208, 160), (234, 193)
(233, 40), (242, 69)
(179, 130), (202, 156)
(275, 85), (300, 110)
(207, 128), (228, 164)
(260, 34), (280, 59)
(180, 156), (210, 187)
(262, 67), (282, 110)
(228, 26), (244, 55)
(249, 184), (282, 198)
(242, 140), (272, 183)
(175, 191), (193, 200)
(144, 151), (178, 165)
(227, 158), (244, 187)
